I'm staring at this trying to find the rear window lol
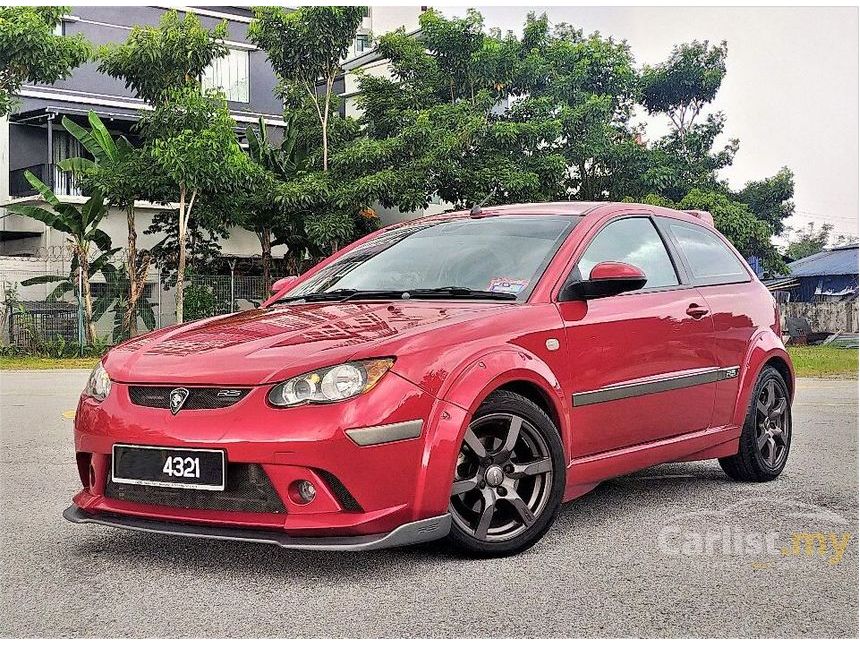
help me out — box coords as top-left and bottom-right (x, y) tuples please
(666, 220), (751, 285)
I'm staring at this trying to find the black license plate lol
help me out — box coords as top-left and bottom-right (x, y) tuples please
(112, 444), (225, 491)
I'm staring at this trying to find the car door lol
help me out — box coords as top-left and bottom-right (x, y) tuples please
(556, 215), (719, 458)
(658, 217), (759, 429)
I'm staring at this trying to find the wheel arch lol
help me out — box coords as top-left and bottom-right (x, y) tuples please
(436, 347), (570, 451)
(412, 348), (570, 520)
(494, 379), (563, 434)
(732, 330), (795, 428)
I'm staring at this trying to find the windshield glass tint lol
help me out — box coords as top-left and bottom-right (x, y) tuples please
(288, 216), (577, 299)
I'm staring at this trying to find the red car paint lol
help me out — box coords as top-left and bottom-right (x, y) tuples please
(69, 202), (794, 544)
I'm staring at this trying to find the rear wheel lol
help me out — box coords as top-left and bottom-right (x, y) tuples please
(719, 366), (792, 482)
(448, 390), (565, 557)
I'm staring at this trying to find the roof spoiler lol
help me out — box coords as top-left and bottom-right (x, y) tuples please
(684, 210), (714, 226)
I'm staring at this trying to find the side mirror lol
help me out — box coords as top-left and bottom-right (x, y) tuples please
(271, 276), (298, 293)
(560, 261), (647, 301)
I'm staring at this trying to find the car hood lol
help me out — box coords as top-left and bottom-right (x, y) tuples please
(104, 300), (510, 386)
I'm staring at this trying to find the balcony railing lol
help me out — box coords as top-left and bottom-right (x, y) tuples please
(9, 163), (82, 198)
(10, 164), (48, 198)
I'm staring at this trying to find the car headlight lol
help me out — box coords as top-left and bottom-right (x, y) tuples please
(85, 361), (112, 402)
(268, 358), (394, 407)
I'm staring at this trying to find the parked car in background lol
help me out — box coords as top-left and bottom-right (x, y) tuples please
(65, 202), (794, 556)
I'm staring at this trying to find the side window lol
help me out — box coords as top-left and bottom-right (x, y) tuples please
(667, 221), (750, 285)
(577, 217), (679, 289)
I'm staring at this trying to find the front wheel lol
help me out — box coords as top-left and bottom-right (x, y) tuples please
(719, 366), (792, 482)
(448, 390), (566, 557)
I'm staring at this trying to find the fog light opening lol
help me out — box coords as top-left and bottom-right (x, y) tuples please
(88, 464), (97, 491)
(289, 479), (317, 505)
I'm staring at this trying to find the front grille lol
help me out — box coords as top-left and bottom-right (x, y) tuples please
(129, 386), (250, 410)
(105, 463), (286, 514)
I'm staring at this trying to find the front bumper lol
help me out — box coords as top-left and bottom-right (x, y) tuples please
(70, 370), (470, 541)
(63, 505), (451, 551)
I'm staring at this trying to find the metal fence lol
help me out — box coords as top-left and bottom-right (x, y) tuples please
(1, 266), (274, 353)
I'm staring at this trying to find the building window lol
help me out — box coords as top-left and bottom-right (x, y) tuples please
(354, 34), (372, 56)
(53, 129), (83, 197)
(202, 48), (250, 103)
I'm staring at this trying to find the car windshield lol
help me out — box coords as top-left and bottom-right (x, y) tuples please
(283, 216), (578, 301)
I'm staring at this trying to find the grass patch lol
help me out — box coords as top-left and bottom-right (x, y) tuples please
(0, 356), (98, 371)
(788, 346), (858, 378)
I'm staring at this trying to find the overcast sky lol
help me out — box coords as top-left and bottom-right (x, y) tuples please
(442, 6), (859, 240)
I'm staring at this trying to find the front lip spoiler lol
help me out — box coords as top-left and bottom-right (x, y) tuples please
(62, 505), (451, 552)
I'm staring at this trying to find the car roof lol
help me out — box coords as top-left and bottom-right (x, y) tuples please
(406, 201), (710, 223)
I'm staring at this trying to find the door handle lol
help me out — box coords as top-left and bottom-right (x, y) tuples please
(686, 304), (709, 319)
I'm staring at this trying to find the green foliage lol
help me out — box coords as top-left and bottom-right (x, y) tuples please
(734, 167), (795, 235)
(59, 112), (151, 209)
(8, 173), (111, 253)
(8, 179), (113, 342)
(248, 6), (365, 89)
(183, 280), (222, 322)
(0, 338), (110, 360)
(0, 6), (90, 116)
(138, 87), (252, 197)
(783, 222), (857, 260)
(144, 208), (226, 289)
(97, 10), (227, 104)
(250, 6), (366, 172)
(345, 9), (794, 266)
(641, 40), (728, 120)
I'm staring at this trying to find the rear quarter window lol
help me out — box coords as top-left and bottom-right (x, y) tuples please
(666, 220), (751, 286)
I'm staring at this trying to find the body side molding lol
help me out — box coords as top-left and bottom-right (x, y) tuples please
(572, 366), (740, 407)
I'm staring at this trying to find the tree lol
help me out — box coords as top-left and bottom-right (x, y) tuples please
(784, 222), (857, 260)
(734, 167), (795, 235)
(59, 112), (157, 338)
(95, 9), (237, 324)
(137, 87), (253, 323)
(239, 117), (311, 289)
(0, 6), (90, 116)
(97, 10), (227, 105)
(641, 40), (728, 147)
(144, 208), (227, 289)
(249, 6), (366, 171)
(342, 10), (571, 211)
(8, 175), (112, 342)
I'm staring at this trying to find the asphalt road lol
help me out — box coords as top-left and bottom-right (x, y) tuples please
(1, 370), (857, 638)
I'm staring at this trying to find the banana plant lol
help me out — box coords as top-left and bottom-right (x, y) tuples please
(60, 112), (153, 338)
(243, 116), (310, 290)
(8, 174), (111, 343)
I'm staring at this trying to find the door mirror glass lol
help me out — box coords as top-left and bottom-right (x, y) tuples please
(561, 261), (647, 300)
(271, 276), (298, 293)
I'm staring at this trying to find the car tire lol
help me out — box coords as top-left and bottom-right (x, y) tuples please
(447, 390), (566, 557)
(719, 365), (792, 482)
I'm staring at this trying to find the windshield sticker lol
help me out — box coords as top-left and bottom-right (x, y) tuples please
(487, 277), (529, 294)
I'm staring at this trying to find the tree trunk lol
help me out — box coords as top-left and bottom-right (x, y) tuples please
(123, 204), (138, 338)
(175, 186), (187, 324)
(259, 228), (272, 293)
(78, 248), (96, 344)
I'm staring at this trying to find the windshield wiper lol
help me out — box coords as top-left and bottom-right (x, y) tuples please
(275, 289), (407, 304)
(274, 286), (517, 304)
(406, 287), (518, 301)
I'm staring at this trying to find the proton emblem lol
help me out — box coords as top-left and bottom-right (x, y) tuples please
(169, 387), (190, 415)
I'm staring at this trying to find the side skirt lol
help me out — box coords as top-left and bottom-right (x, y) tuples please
(562, 425), (740, 502)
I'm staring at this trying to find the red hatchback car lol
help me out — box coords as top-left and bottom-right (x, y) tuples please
(65, 202), (794, 556)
